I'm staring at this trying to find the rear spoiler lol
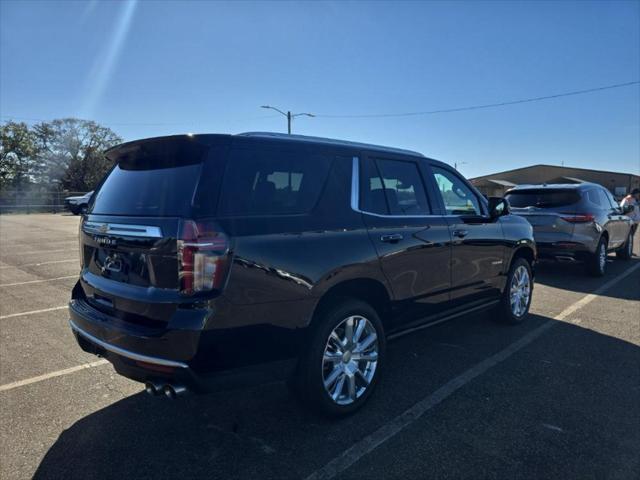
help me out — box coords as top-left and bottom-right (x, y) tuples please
(105, 135), (210, 169)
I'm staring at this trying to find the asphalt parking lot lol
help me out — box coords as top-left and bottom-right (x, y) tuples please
(0, 213), (639, 480)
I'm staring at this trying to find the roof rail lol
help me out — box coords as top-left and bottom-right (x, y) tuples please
(237, 132), (425, 158)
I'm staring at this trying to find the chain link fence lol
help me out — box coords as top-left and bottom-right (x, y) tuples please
(0, 189), (89, 214)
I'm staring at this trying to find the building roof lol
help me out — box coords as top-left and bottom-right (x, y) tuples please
(472, 178), (517, 187)
(470, 164), (639, 181)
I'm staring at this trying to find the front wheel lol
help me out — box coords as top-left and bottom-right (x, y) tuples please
(497, 257), (533, 325)
(293, 299), (385, 417)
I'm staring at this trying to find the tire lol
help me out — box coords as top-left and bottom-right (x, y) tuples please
(587, 237), (608, 277)
(496, 257), (533, 325)
(293, 298), (385, 417)
(616, 231), (633, 260)
(80, 204), (88, 215)
(69, 206), (80, 215)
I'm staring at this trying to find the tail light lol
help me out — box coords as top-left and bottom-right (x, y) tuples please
(178, 220), (230, 295)
(560, 213), (595, 223)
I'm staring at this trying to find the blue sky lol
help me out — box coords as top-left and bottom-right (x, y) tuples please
(1, 0), (638, 178)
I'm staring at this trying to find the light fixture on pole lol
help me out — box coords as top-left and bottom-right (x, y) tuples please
(260, 105), (314, 134)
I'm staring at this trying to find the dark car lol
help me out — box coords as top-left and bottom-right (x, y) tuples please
(505, 183), (634, 276)
(64, 191), (93, 215)
(69, 132), (536, 416)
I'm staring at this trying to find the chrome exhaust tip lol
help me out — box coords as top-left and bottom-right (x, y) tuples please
(144, 381), (162, 396)
(163, 384), (187, 399)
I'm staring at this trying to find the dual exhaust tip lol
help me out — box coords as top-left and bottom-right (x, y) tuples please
(145, 381), (187, 399)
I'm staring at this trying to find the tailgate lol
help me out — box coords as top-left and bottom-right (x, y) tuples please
(81, 217), (181, 290)
(513, 211), (576, 235)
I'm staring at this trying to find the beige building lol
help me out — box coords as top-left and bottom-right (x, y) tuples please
(470, 164), (640, 199)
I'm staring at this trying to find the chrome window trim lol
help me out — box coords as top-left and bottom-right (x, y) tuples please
(82, 222), (163, 238)
(350, 157), (443, 219)
(70, 319), (189, 369)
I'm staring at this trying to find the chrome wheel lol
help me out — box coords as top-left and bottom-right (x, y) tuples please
(322, 315), (379, 405)
(510, 265), (531, 318)
(599, 243), (606, 272)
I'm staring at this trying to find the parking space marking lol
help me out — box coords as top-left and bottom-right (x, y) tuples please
(0, 359), (108, 393)
(7, 248), (74, 255)
(0, 305), (68, 319)
(0, 258), (77, 269)
(0, 275), (76, 287)
(305, 261), (640, 480)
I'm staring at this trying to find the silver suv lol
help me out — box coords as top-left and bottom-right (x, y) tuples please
(505, 183), (634, 276)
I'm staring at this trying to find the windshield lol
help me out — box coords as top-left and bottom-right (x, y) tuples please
(506, 189), (581, 209)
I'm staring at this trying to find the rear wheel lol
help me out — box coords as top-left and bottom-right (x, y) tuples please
(497, 257), (533, 325)
(587, 237), (608, 276)
(293, 298), (385, 417)
(616, 231), (633, 260)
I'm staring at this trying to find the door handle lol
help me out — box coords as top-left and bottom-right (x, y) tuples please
(380, 233), (403, 243)
(453, 229), (469, 238)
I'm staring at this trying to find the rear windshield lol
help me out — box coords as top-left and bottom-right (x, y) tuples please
(91, 138), (207, 216)
(505, 189), (581, 209)
(91, 163), (202, 216)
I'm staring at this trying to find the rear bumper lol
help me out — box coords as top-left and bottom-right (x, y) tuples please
(536, 241), (591, 261)
(69, 298), (297, 393)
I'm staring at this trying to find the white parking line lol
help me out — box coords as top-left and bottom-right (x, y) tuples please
(0, 305), (68, 319)
(0, 259), (77, 269)
(0, 360), (108, 393)
(0, 275), (76, 287)
(305, 262), (640, 480)
(4, 248), (74, 255)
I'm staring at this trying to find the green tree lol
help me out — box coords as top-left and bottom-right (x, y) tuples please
(0, 121), (39, 188)
(33, 118), (122, 190)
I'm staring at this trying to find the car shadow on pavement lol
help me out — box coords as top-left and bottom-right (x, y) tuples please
(33, 312), (640, 480)
(534, 257), (640, 301)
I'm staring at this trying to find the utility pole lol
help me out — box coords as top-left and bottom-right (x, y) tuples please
(261, 106), (314, 134)
(454, 161), (468, 171)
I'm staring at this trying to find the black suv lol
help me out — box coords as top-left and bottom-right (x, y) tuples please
(69, 132), (536, 416)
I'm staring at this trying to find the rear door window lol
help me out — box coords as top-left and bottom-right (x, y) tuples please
(505, 189), (581, 208)
(218, 148), (332, 216)
(359, 157), (431, 215)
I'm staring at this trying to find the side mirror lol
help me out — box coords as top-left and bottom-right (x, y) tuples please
(488, 197), (510, 219)
(622, 204), (634, 214)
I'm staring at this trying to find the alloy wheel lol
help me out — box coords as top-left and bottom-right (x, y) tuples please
(509, 265), (531, 318)
(322, 315), (379, 405)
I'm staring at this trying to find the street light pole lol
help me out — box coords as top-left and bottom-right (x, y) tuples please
(261, 106), (314, 134)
